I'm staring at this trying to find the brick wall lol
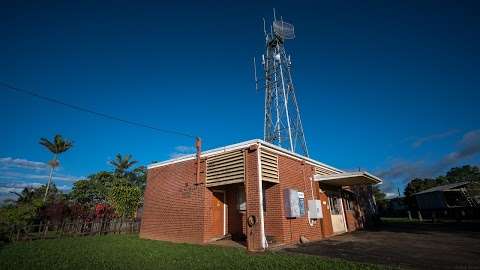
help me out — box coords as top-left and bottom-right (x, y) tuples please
(263, 181), (284, 244)
(140, 158), (207, 244)
(261, 153), (368, 245)
(140, 148), (255, 247)
(244, 147), (263, 250)
(225, 184), (246, 240)
(275, 156), (326, 244)
(140, 144), (375, 249)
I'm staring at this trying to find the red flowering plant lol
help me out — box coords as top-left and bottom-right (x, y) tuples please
(94, 203), (116, 221)
(68, 203), (94, 222)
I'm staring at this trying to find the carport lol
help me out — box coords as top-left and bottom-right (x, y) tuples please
(313, 171), (382, 233)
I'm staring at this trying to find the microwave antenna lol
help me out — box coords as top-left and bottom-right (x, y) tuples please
(253, 9), (309, 156)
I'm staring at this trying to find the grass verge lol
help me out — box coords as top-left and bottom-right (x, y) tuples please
(0, 234), (391, 270)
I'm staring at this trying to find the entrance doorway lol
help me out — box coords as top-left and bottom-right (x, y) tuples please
(212, 191), (226, 237)
(328, 194), (347, 233)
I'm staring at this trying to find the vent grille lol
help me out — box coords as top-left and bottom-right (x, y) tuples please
(206, 150), (245, 187)
(315, 166), (337, 176)
(261, 150), (279, 183)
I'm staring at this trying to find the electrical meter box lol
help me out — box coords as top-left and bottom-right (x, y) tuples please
(298, 192), (305, 216)
(284, 188), (300, 217)
(308, 200), (323, 219)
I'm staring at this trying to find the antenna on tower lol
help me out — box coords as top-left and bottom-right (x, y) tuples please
(253, 57), (259, 91)
(255, 10), (309, 156)
(262, 18), (267, 35)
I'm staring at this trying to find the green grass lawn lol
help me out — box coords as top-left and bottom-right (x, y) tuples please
(0, 235), (391, 270)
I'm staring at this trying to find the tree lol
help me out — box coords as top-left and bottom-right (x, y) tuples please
(403, 178), (437, 209)
(445, 165), (480, 183)
(69, 172), (115, 205)
(0, 189), (45, 240)
(70, 180), (100, 205)
(110, 154), (137, 177)
(372, 186), (387, 212)
(69, 164), (145, 208)
(68, 154), (144, 219)
(404, 178), (436, 197)
(9, 184), (61, 205)
(129, 166), (147, 193)
(107, 182), (141, 219)
(39, 134), (73, 201)
(10, 187), (36, 204)
(446, 165), (480, 197)
(0, 201), (42, 227)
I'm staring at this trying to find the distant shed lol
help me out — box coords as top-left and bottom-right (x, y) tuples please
(414, 182), (474, 210)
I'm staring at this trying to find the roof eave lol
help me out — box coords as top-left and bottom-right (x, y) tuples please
(147, 139), (343, 173)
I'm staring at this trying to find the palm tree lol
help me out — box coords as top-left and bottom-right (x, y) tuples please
(39, 134), (73, 202)
(110, 154), (137, 177)
(10, 187), (36, 203)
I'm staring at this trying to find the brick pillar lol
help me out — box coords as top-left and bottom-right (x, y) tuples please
(245, 145), (264, 251)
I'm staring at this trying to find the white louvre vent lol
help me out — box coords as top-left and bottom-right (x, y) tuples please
(315, 166), (337, 176)
(206, 150), (245, 187)
(261, 150), (279, 183)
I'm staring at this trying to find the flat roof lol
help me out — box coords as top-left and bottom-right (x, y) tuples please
(148, 138), (343, 173)
(313, 171), (382, 186)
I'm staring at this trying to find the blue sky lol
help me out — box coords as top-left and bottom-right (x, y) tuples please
(1, 1), (479, 200)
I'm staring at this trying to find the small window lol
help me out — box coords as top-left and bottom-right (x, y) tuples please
(237, 186), (246, 211)
(328, 196), (342, 215)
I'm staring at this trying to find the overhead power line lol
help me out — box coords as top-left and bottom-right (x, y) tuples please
(0, 81), (197, 139)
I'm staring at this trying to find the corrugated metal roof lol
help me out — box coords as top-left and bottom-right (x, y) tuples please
(414, 182), (469, 195)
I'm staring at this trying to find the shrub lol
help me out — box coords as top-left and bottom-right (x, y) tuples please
(107, 184), (141, 219)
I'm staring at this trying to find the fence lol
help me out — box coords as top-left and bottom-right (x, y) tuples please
(7, 219), (141, 242)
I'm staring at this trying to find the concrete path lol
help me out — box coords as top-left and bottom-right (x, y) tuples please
(282, 221), (480, 270)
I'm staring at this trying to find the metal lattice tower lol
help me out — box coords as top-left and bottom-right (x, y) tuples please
(254, 11), (309, 156)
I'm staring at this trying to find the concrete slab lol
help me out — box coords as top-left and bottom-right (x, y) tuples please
(281, 220), (480, 270)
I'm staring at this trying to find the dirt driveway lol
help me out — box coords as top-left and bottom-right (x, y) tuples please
(282, 221), (480, 269)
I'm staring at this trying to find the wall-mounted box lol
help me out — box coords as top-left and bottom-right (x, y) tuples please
(284, 188), (300, 218)
(308, 199), (323, 219)
(298, 192), (305, 216)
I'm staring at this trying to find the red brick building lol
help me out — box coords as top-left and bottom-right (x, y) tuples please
(140, 139), (382, 251)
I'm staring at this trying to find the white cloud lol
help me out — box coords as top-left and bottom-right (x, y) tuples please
(169, 145), (195, 159)
(377, 129), (480, 195)
(56, 184), (71, 191)
(0, 192), (17, 203)
(174, 145), (195, 152)
(410, 129), (459, 148)
(385, 192), (398, 199)
(0, 157), (81, 203)
(0, 157), (49, 170)
(1, 182), (43, 189)
(0, 181), (72, 203)
(0, 186), (23, 194)
(0, 171), (79, 182)
(0, 182), (41, 203)
(440, 129), (480, 165)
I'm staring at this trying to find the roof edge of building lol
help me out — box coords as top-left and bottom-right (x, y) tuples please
(147, 138), (343, 173)
(413, 181), (470, 195)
